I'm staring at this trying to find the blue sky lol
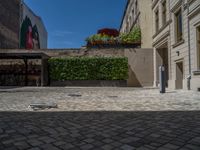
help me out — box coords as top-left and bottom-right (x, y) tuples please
(24, 0), (127, 48)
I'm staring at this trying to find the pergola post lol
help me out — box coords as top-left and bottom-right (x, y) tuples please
(24, 58), (28, 86)
(41, 58), (49, 86)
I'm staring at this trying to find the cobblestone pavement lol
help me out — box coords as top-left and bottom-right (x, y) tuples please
(0, 111), (200, 150)
(0, 87), (200, 150)
(0, 87), (200, 111)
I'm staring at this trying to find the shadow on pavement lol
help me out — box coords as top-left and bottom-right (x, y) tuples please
(0, 86), (23, 90)
(0, 111), (200, 150)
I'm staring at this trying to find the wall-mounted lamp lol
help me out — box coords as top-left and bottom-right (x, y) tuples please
(176, 51), (180, 56)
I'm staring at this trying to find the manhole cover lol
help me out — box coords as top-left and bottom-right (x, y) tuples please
(29, 102), (58, 110)
(68, 94), (82, 97)
(108, 96), (118, 98)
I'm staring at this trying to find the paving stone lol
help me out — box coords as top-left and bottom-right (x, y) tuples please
(80, 144), (94, 150)
(2, 140), (15, 146)
(53, 141), (66, 146)
(185, 144), (200, 150)
(84, 138), (95, 143)
(162, 143), (180, 149)
(102, 139), (113, 144)
(41, 144), (60, 150)
(189, 137), (200, 145)
(101, 144), (114, 150)
(4, 147), (18, 150)
(60, 143), (74, 149)
(157, 147), (171, 150)
(0, 128), (4, 133)
(27, 139), (43, 147)
(28, 148), (41, 150)
(39, 136), (55, 144)
(14, 141), (30, 150)
(120, 144), (136, 150)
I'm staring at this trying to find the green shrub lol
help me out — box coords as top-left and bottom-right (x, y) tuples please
(119, 26), (141, 43)
(48, 57), (128, 81)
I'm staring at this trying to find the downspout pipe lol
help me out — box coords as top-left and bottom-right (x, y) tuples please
(186, 0), (192, 90)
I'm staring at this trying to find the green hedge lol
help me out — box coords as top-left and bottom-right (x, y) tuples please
(48, 57), (128, 81)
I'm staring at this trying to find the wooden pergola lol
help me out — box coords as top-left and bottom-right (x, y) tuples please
(0, 52), (50, 86)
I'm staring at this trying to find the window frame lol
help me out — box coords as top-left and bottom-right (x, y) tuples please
(155, 8), (159, 33)
(162, 0), (167, 26)
(197, 26), (200, 69)
(174, 8), (183, 43)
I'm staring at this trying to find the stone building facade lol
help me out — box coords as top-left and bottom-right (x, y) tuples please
(120, 0), (153, 48)
(153, 0), (200, 91)
(0, 0), (21, 49)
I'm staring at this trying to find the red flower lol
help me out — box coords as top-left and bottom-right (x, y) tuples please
(97, 28), (119, 37)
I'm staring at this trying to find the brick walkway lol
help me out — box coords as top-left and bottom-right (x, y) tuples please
(0, 87), (200, 149)
(0, 111), (200, 150)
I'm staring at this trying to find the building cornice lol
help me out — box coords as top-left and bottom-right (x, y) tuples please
(152, 20), (172, 39)
(170, 0), (182, 12)
(188, 3), (200, 19)
(152, 0), (159, 9)
(153, 31), (170, 47)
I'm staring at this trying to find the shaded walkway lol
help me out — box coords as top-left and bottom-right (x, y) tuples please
(0, 111), (200, 150)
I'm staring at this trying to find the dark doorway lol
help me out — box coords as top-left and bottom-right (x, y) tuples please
(176, 61), (183, 89)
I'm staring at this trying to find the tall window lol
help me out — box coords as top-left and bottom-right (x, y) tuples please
(162, 1), (167, 25)
(155, 9), (159, 33)
(135, 0), (138, 15)
(132, 8), (134, 18)
(198, 26), (200, 69)
(175, 9), (183, 42)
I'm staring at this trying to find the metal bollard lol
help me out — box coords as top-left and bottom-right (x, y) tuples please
(159, 65), (166, 93)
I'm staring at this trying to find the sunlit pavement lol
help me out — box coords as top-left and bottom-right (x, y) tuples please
(0, 87), (200, 149)
(0, 87), (200, 111)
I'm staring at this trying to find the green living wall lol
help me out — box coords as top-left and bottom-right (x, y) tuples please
(48, 57), (128, 81)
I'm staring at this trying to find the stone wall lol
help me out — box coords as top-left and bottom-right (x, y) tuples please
(0, 0), (20, 48)
(125, 48), (154, 87)
(0, 48), (154, 87)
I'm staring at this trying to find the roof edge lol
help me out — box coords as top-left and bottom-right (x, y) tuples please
(119, 0), (130, 32)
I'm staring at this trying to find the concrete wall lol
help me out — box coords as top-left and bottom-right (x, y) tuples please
(0, 48), (154, 87)
(138, 0), (153, 49)
(125, 48), (154, 87)
(0, 0), (21, 48)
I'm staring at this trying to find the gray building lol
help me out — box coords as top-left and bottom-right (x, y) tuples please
(0, 0), (47, 49)
(0, 0), (21, 49)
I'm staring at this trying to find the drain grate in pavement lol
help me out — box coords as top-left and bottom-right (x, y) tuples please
(108, 96), (118, 98)
(68, 94), (82, 97)
(28, 102), (58, 111)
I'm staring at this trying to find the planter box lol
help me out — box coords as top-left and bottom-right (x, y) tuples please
(50, 80), (127, 87)
(87, 43), (141, 49)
